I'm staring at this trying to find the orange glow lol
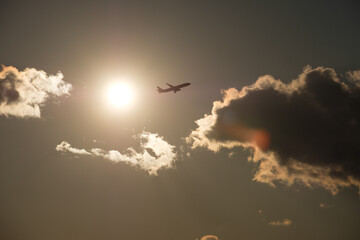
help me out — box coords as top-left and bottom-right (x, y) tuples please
(252, 129), (271, 151)
(220, 123), (271, 151)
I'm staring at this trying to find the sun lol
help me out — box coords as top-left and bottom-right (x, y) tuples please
(106, 82), (135, 109)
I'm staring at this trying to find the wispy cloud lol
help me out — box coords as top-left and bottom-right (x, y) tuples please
(0, 65), (72, 118)
(56, 131), (177, 175)
(187, 66), (360, 195)
(56, 141), (91, 155)
(320, 203), (334, 208)
(198, 235), (219, 240)
(269, 218), (292, 226)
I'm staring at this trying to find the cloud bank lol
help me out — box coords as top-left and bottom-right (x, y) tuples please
(187, 66), (360, 195)
(56, 131), (177, 175)
(0, 65), (71, 118)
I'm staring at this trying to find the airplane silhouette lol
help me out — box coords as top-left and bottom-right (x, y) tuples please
(157, 82), (191, 93)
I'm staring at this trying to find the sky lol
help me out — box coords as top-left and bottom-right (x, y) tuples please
(1, 1), (360, 239)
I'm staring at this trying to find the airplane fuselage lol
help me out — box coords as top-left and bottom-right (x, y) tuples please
(157, 82), (191, 93)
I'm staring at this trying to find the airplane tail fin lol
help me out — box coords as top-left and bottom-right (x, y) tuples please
(156, 86), (163, 93)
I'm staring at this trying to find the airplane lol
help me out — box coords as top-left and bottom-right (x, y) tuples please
(156, 82), (191, 93)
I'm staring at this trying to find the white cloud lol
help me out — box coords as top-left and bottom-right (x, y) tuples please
(56, 131), (177, 175)
(0, 65), (72, 118)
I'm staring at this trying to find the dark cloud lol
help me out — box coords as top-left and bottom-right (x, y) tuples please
(188, 66), (360, 194)
(0, 71), (20, 104)
(0, 65), (72, 118)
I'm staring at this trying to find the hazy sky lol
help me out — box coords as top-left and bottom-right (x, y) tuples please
(1, 1), (360, 240)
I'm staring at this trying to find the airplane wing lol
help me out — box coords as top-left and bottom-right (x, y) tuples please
(157, 83), (190, 94)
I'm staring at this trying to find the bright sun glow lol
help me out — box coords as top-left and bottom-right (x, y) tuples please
(106, 82), (135, 109)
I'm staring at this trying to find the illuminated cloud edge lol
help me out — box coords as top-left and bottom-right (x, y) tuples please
(199, 235), (219, 240)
